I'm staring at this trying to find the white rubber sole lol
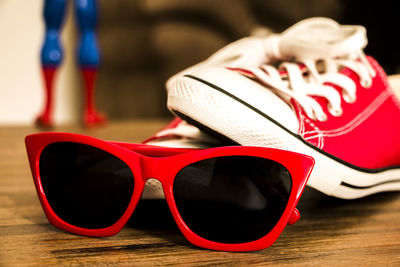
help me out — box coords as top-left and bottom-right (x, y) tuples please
(168, 74), (400, 199)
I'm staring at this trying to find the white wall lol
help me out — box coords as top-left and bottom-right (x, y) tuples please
(0, 0), (79, 125)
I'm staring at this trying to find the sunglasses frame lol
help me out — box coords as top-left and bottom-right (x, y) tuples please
(25, 132), (314, 252)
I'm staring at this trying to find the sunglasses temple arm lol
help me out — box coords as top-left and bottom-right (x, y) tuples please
(287, 208), (301, 225)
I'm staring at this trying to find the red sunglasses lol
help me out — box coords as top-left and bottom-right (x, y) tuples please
(25, 132), (314, 252)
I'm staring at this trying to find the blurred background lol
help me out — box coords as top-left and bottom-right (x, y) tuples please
(0, 0), (398, 125)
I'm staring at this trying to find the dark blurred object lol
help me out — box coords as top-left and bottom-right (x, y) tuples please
(97, 0), (257, 119)
(248, 0), (342, 32)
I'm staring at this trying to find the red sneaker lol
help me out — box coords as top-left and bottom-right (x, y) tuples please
(167, 18), (400, 199)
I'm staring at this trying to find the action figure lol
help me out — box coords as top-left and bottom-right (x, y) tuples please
(37, 0), (106, 127)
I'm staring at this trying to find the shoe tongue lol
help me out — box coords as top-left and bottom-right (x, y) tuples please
(277, 17), (368, 60)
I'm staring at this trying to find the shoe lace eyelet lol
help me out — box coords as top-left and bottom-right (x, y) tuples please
(361, 78), (372, 88)
(316, 113), (328, 122)
(328, 104), (343, 117)
(343, 93), (357, 104)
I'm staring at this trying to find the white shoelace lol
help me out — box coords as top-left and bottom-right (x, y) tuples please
(234, 18), (377, 121)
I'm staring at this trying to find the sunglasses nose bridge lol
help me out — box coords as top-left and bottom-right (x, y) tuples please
(139, 155), (167, 183)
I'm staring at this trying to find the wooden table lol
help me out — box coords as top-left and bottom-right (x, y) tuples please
(1, 120), (400, 266)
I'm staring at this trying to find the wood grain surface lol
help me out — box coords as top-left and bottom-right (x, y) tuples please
(1, 120), (399, 266)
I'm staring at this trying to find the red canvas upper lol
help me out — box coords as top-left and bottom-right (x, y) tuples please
(292, 57), (400, 169)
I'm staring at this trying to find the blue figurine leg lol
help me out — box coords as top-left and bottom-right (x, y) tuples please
(74, 0), (105, 126)
(37, 0), (67, 127)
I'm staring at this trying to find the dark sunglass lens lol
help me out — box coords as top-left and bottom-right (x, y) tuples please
(39, 142), (134, 229)
(173, 156), (291, 244)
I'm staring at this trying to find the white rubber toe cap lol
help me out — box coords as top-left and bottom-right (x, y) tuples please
(173, 67), (300, 134)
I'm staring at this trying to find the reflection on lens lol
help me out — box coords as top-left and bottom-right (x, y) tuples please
(173, 156), (291, 244)
(40, 142), (134, 229)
